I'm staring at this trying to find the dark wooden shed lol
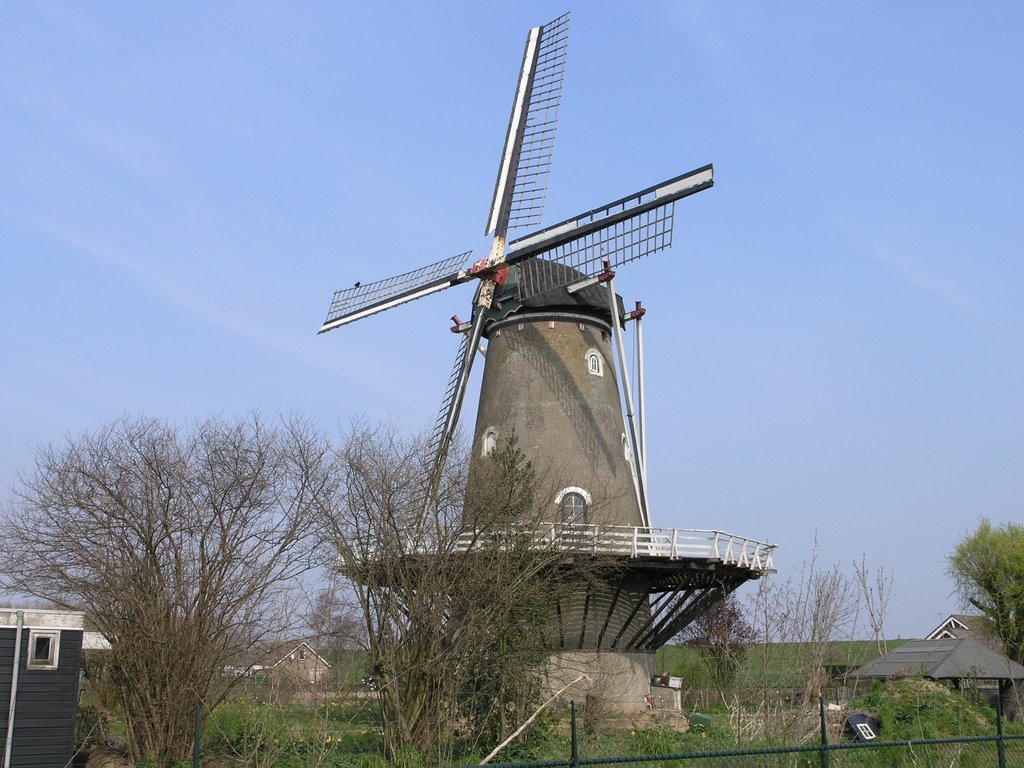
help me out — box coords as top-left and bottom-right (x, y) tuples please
(1, 609), (84, 768)
(850, 637), (1024, 720)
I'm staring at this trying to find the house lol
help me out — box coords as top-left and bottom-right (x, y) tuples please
(927, 614), (1001, 651)
(0, 608), (85, 768)
(239, 640), (332, 687)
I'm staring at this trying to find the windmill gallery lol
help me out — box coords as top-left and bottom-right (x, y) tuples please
(318, 13), (775, 709)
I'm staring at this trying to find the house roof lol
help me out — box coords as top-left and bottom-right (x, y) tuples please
(247, 639), (331, 669)
(83, 631), (112, 650)
(926, 614), (1000, 649)
(0, 608), (85, 631)
(851, 638), (1024, 681)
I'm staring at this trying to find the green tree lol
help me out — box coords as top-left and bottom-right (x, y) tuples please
(948, 519), (1024, 663)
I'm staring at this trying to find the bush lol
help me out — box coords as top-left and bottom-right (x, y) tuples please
(74, 704), (110, 749)
(851, 678), (995, 740)
(624, 726), (679, 755)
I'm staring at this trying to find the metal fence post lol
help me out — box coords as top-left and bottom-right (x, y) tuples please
(192, 700), (202, 768)
(570, 700), (578, 768)
(818, 694), (829, 768)
(997, 682), (1007, 768)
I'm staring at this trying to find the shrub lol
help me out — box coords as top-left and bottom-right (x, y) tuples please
(851, 679), (994, 740)
(74, 704), (110, 749)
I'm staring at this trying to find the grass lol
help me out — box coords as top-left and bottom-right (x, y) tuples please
(203, 697), (383, 767)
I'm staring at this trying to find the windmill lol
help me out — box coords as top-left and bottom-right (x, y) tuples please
(320, 12), (775, 708)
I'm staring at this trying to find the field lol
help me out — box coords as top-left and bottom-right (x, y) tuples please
(78, 641), (1024, 767)
(655, 639), (908, 690)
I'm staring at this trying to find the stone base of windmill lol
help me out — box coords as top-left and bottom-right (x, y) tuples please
(543, 650), (657, 713)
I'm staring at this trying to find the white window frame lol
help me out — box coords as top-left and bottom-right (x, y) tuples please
(482, 427), (499, 456)
(856, 722), (876, 740)
(554, 486), (593, 505)
(26, 629), (60, 670)
(585, 349), (604, 377)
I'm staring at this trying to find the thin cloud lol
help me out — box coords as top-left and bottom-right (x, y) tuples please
(873, 245), (983, 321)
(841, 224), (1009, 347)
(32, 220), (366, 382)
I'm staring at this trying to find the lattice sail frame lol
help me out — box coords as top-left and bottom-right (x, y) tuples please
(415, 328), (472, 516)
(486, 13), (570, 238)
(505, 12), (569, 232)
(321, 251), (470, 332)
(506, 164), (713, 300)
(517, 204), (674, 300)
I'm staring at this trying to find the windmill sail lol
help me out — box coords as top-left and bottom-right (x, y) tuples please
(319, 251), (471, 333)
(486, 12), (570, 237)
(417, 310), (487, 522)
(506, 165), (713, 300)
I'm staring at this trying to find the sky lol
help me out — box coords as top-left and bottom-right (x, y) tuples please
(1, 1), (1021, 639)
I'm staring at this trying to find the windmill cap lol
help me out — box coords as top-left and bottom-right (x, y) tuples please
(482, 258), (625, 327)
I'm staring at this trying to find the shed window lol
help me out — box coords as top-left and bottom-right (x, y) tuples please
(27, 630), (60, 670)
(298, 648), (305, 660)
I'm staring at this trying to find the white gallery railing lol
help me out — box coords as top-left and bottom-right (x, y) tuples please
(450, 524), (776, 573)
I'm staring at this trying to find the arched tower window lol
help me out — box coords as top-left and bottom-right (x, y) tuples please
(482, 428), (498, 457)
(560, 493), (588, 526)
(556, 486), (591, 527)
(585, 349), (603, 377)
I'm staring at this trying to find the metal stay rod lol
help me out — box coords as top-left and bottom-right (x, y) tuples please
(4, 610), (24, 768)
(634, 302), (648, 487)
(607, 275), (650, 527)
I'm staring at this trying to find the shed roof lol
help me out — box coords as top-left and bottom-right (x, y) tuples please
(851, 638), (1024, 681)
(0, 607), (84, 631)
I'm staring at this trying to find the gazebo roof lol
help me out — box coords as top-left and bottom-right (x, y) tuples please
(851, 638), (1024, 681)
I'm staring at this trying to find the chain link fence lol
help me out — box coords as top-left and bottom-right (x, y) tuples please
(482, 735), (1024, 768)
(478, 698), (1024, 768)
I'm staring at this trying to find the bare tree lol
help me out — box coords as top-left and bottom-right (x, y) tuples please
(853, 555), (893, 657)
(0, 413), (330, 766)
(746, 543), (862, 743)
(304, 574), (366, 653)
(320, 421), (585, 760)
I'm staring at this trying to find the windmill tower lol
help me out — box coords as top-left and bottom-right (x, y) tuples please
(320, 13), (775, 709)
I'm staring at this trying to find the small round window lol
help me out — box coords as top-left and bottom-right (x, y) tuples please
(559, 491), (588, 526)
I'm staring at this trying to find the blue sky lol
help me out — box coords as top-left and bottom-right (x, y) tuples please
(1, 1), (1021, 638)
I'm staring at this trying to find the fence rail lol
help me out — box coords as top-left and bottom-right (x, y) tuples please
(452, 524), (776, 573)
(481, 735), (1024, 768)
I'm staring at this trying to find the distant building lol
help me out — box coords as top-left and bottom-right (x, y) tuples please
(229, 640), (332, 688)
(1, 608), (85, 768)
(851, 637), (1024, 719)
(264, 640), (332, 686)
(926, 614), (1001, 652)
